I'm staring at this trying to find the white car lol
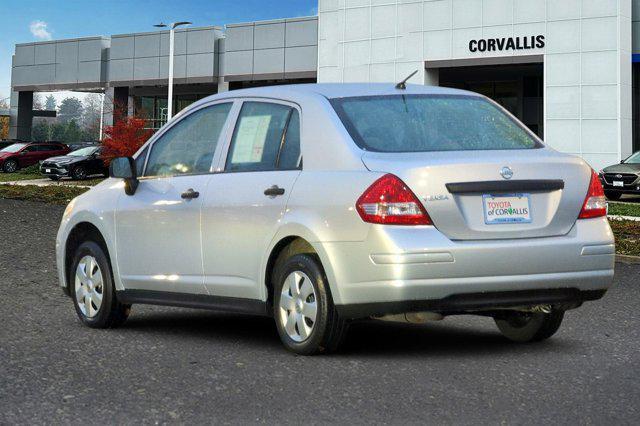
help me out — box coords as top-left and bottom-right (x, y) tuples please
(57, 84), (614, 354)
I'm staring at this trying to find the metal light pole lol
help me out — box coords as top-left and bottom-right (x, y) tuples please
(154, 21), (191, 121)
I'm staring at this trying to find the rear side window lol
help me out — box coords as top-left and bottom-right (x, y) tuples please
(225, 102), (301, 172)
(145, 102), (232, 177)
(331, 95), (540, 153)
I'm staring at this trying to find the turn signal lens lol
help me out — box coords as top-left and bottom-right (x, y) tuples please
(356, 174), (432, 225)
(578, 169), (607, 219)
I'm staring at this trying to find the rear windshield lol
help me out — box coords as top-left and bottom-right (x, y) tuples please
(331, 95), (541, 152)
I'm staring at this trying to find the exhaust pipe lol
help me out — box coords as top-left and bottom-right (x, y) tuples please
(375, 312), (444, 324)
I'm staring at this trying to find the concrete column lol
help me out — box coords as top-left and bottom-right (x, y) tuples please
(14, 91), (34, 141)
(109, 87), (133, 122)
(425, 68), (440, 87)
(8, 91), (18, 139)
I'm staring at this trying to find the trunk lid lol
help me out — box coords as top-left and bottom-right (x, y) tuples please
(362, 148), (591, 240)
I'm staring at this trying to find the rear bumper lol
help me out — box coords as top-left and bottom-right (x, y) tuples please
(336, 288), (607, 319)
(321, 217), (615, 315)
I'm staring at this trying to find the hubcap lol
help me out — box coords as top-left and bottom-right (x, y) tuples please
(74, 255), (104, 318)
(5, 161), (16, 172)
(279, 271), (317, 342)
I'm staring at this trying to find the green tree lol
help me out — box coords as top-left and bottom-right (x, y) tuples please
(45, 95), (56, 111)
(51, 122), (67, 141)
(64, 119), (82, 143)
(58, 97), (83, 123)
(32, 119), (51, 141)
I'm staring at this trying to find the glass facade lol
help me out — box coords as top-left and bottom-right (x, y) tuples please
(439, 64), (544, 138)
(134, 94), (209, 130)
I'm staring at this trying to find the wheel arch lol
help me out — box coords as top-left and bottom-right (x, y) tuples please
(263, 231), (341, 310)
(64, 222), (111, 295)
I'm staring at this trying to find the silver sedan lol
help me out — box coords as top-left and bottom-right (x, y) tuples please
(56, 83), (614, 354)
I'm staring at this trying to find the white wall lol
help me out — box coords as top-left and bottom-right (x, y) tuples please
(318, 0), (633, 170)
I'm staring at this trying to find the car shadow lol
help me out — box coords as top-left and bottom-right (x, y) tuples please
(116, 308), (577, 357)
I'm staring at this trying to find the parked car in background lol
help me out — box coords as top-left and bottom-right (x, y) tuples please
(67, 142), (99, 152)
(0, 142), (70, 173)
(57, 84), (614, 355)
(599, 151), (640, 200)
(41, 146), (107, 180)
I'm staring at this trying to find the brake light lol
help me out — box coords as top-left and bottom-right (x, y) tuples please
(356, 174), (432, 225)
(578, 169), (607, 219)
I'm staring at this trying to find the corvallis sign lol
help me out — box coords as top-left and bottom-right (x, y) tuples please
(469, 35), (545, 53)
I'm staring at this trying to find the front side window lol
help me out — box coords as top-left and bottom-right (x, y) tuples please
(144, 103), (232, 177)
(225, 102), (301, 172)
(331, 95), (541, 153)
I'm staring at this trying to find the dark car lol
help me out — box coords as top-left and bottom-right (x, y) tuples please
(40, 146), (107, 180)
(0, 142), (70, 173)
(599, 151), (640, 200)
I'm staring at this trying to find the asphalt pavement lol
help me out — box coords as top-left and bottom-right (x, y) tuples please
(0, 198), (639, 424)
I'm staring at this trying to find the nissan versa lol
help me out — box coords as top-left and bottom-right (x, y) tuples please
(56, 84), (614, 354)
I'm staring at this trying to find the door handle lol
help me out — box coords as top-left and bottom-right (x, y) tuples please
(181, 188), (200, 199)
(264, 185), (285, 197)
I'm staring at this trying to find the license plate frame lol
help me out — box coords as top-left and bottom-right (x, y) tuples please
(483, 193), (532, 225)
(613, 180), (624, 187)
(45, 168), (51, 173)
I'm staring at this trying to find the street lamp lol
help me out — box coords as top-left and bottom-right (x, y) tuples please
(154, 21), (191, 121)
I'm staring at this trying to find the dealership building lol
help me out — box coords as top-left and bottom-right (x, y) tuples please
(8, 0), (640, 170)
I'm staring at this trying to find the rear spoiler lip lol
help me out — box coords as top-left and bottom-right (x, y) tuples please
(446, 179), (565, 194)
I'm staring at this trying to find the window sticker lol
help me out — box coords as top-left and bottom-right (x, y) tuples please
(231, 115), (272, 163)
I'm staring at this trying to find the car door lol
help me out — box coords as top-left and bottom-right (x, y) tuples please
(18, 145), (41, 167)
(201, 100), (302, 300)
(114, 101), (234, 294)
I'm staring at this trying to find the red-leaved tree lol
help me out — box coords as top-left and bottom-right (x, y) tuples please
(101, 115), (154, 165)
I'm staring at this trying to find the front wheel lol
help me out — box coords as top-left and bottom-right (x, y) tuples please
(71, 241), (130, 328)
(273, 254), (348, 355)
(71, 166), (87, 180)
(494, 310), (564, 343)
(604, 191), (622, 201)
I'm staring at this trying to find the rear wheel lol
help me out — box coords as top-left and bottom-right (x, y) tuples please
(3, 159), (18, 173)
(494, 310), (564, 343)
(70, 241), (130, 328)
(273, 253), (348, 355)
(49, 176), (60, 181)
(604, 191), (621, 201)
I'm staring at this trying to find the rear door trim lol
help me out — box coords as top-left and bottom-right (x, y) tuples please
(446, 180), (565, 194)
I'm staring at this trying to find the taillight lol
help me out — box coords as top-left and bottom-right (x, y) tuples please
(578, 169), (607, 219)
(356, 174), (432, 225)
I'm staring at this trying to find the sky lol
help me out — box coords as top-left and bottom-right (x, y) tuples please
(0, 0), (318, 105)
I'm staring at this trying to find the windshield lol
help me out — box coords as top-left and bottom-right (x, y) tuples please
(0, 143), (26, 153)
(331, 95), (541, 152)
(625, 151), (640, 164)
(69, 146), (99, 157)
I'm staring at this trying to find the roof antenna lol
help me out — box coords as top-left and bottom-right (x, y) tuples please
(395, 70), (418, 90)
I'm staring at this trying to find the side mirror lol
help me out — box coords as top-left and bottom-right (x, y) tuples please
(109, 157), (139, 196)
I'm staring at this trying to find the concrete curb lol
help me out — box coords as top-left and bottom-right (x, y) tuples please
(616, 254), (640, 264)
(608, 215), (640, 222)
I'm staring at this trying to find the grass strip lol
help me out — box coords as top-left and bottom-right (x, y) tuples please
(0, 184), (89, 205)
(608, 202), (640, 218)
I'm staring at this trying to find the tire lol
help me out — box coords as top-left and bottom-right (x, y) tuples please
(71, 166), (87, 180)
(273, 253), (348, 355)
(49, 176), (60, 181)
(604, 191), (622, 201)
(70, 241), (130, 328)
(494, 310), (564, 343)
(3, 159), (18, 173)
